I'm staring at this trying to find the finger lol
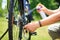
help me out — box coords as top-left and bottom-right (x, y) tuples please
(37, 3), (41, 6)
(23, 25), (27, 29)
(23, 25), (30, 32)
(23, 24), (29, 30)
(37, 3), (43, 7)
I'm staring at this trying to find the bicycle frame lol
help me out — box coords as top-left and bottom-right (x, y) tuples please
(0, 0), (47, 40)
(18, 0), (33, 40)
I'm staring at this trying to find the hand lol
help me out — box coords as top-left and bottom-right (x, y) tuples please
(36, 3), (47, 13)
(24, 21), (40, 32)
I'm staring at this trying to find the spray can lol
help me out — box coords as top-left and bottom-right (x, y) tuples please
(36, 6), (47, 19)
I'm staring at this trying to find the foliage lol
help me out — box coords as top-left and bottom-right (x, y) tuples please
(0, 0), (59, 40)
(0, 0), (3, 17)
(0, 0), (2, 8)
(30, 0), (58, 9)
(55, 0), (60, 5)
(0, 0), (59, 17)
(0, 17), (52, 40)
(29, 0), (58, 19)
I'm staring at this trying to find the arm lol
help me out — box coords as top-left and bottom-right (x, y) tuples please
(36, 3), (60, 15)
(44, 8), (60, 15)
(40, 12), (60, 26)
(24, 12), (60, 32)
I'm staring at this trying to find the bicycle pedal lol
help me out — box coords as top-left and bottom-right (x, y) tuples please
(26, 30), (28, 33)
(31, 32), (37, 35)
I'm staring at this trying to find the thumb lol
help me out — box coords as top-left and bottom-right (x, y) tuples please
(23, 25), (27, 29)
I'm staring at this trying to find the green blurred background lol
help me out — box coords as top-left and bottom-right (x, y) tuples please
(0, 0), (60, 40)
(0, 0), (59, 17)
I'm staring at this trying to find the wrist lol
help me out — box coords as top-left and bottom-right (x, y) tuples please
(38, 21), (42, 27)
(35, 21), (42, 28)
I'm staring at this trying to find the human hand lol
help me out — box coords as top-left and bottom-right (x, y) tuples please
(24, 21), (40, 32)
(36, 3), (47, 13)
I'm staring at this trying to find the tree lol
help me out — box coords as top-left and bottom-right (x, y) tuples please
(30, 0), (58, 9)
(29, 0), (58, 20)
(0, 0), (2, 8)
(0, 0), (3, 17)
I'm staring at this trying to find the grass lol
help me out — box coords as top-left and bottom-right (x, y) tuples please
(0, 17), (52, 40)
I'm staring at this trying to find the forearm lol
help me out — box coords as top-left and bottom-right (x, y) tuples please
(40, 12), (60, 26)
(24, 11), (60, 32)
(44, 8), (60, 15)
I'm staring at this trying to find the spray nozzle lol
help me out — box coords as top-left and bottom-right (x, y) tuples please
(36, 6), (42, 10)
